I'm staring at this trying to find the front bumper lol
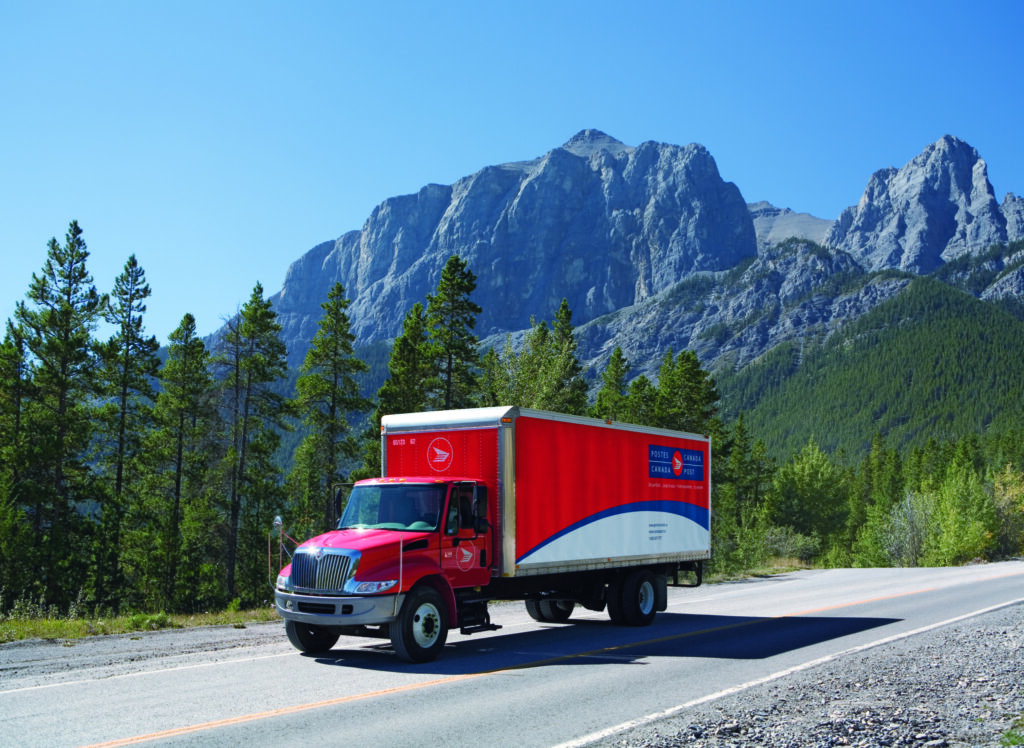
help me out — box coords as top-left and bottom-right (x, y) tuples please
(275, 590), (405, 628)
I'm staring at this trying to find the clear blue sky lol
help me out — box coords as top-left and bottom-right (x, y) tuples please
(2, 0), (1021, 344)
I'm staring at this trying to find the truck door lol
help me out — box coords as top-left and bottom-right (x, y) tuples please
(440, 481), (491, 588)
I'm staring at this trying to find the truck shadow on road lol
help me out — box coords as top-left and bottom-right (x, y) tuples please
(306, 612), (901, 675)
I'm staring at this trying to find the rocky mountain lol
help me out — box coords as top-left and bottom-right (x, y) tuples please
(825, 135), (1009, 272)
(749, 201), (833, 249)
(271, 129), (755, 367)
(1004, 193), (1024, 241)
(263, 130), (1020, 398)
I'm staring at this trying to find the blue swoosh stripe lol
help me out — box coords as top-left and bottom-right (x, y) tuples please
(516, 500), (709, 564)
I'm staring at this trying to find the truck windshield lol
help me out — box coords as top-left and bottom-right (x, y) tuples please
(338, 484), (444, 532)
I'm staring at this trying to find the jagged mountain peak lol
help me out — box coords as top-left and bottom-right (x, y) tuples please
(560, 129), (633, 158)
(826, 135), (1007, 272)
(927, 133), (977, 156)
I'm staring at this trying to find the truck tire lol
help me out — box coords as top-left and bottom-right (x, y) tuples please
(525, 598), (545, 622)
(606, 573), (627, 625)
(285, 620), (340, 653)
(390, 586), (448, 663)
(620, 569), (658, 626)
(539, 599), (574, 622)
(526, 599), (575, 623)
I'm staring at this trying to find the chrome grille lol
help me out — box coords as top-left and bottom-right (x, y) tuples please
(291, 549), (354, 593)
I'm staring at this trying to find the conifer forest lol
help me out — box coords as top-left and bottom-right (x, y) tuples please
(1, 222), (1022, 617)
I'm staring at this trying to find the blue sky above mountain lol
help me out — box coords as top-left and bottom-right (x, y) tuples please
(1, 1), (1021, 343)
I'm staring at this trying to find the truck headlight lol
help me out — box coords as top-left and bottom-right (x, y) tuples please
(276, 573), (292, 591)
(350, 579), (398, 594)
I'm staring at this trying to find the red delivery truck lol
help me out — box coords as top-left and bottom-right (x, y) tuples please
(273, 407), (710, 662)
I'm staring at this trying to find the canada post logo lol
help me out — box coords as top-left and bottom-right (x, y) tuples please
(427, 437), (454, 472)
(648, 444), (703, 481)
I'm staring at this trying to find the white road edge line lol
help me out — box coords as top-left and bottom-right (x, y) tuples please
(551, 596), (1024, 748)
(0, 651), (294, 695)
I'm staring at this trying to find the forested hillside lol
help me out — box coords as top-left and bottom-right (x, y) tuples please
(718, 277), (1024, 460)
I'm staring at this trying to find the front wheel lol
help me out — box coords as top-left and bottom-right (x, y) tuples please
(391, 586), (449, 663)
(285, 620), (340, 653)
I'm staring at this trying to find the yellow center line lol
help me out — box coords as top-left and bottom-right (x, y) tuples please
(85, 569), (1024, 747)
(86, 671), (489, 747)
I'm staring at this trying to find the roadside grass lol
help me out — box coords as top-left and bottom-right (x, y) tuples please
(1003, 713), (1024, 746)
(0, 596), (279, 644)
(2, 560), (812, 644)
(706, 556), (813, 583)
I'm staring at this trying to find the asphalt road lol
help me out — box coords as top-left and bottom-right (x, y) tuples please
(2, 562), (1023, 747)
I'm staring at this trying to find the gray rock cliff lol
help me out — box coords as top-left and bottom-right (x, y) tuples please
(1003, 192), (1024, 242)
(825, 135), (1008, 272)
(749, 201), (833, 249)
(271, 129), (756, 366)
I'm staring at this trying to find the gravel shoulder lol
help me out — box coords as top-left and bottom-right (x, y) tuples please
(0, 619), (290, 690)
(596, 601), (1024, 748)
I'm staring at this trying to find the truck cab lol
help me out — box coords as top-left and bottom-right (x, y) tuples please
(274, 476), (493, 662)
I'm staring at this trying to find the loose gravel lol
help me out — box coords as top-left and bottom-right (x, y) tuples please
(597, 602), (1024, 748)
(0, 619), (289, 689)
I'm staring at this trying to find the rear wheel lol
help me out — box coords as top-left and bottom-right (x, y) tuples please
(526, 598), (575, 623)
(620, 569), (657, 626)
(606, 573), (627, 625)
(391, 586), (448, 663)
(285, 620), (340, 653)
(539, 599), (574, 622)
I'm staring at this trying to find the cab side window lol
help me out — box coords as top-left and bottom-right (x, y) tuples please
(445, 496), (459, 535)
(459, 492), (474, 530)
(445, 484), (477, 534)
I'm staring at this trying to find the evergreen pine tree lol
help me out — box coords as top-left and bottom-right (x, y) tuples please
(654, 349), (719, 434)
(425, 256), (481, 409)
(590, 346), (630, 421)
(767, 438), (848, 542)
(543, 299), (588, 415)
(355, 302), (432, 479)
(623, 375), (658, 426)
(289, 283), (369, 533)
(479, 299), (587, 415)
(92, 254), (160, 609)
(216, 283), (289, 602)
(14, 221), (104, 606)
(0, 322), (31, 490)
(480, 320), (548, 408)
(719, 413), (772, 530)
(125, 313), (219, 611)
(0, 322), (33, 599)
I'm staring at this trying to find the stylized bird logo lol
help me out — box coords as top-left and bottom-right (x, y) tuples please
(427, 437), (454, 471)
